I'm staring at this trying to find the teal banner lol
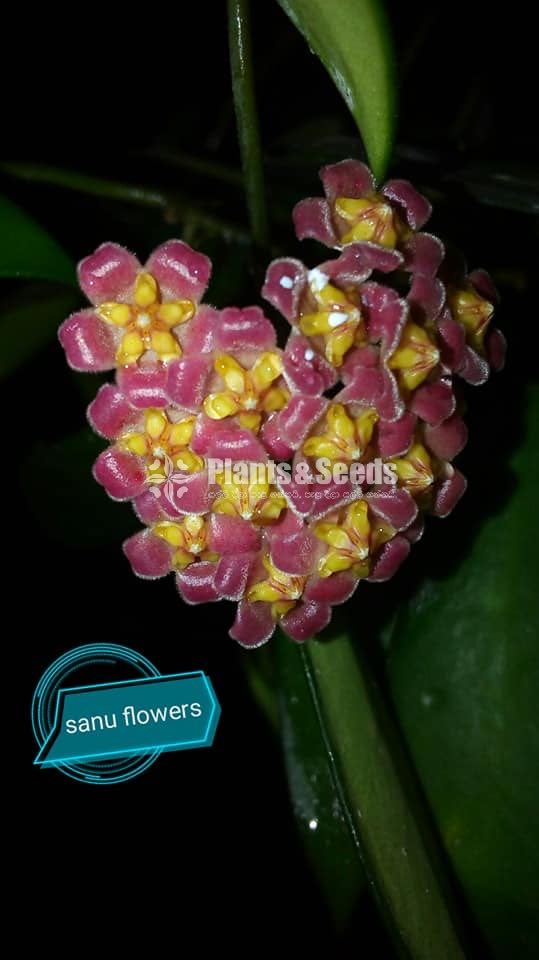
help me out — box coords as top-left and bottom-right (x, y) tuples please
(34, 672), (220, 766)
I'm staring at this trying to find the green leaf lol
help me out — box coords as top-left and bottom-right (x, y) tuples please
(284, 622), (467, 958)
(0, 283), (80, 379)
(0, 194), (75, 285)
(387, 385), (539, 959)
(276, 0), (396, 178)
(21, 430), (138, 548)
(276, 633), (366, 929)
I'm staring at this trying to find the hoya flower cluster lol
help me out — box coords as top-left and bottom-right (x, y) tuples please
(59, 160), (505, 647)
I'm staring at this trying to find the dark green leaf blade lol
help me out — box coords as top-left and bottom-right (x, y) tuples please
(276, 633), (366, 929)
(387, 385), (539, 958)
(0, 194), (75, 285)
(299, 629), (467, 958)
(276, 0), (396, 178)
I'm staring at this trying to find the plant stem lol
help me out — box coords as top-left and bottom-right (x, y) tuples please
(0, 162), (250, 242)
(285, 628), (469, 958)
(227, 0), (269, 248)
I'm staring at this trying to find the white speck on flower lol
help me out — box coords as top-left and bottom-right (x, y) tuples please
(136, 313), (151, 328)
(328, 312), (347, 328)
(279, 275), (294, 289)
(304, 348), (315, 361)
(308, 268), (328, 292)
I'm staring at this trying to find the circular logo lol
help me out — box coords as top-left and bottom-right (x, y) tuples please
(32, 643), (162, 785)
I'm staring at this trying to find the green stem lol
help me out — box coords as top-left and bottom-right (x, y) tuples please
(142, 147), (243, 188)
(227, 0), (269, 248)
(283, 628), (468, 958)
(0, 162), (250, 242)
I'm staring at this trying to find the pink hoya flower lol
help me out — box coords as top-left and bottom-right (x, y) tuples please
(58, 164), (505, 649)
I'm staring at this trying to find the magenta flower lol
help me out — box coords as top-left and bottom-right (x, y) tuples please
(58, 163), (505, 649)
(293, 159), (434, 269)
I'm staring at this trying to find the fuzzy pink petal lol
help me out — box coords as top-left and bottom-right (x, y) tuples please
(437, 310), (466, 371)
(77, 243), (140, 305)
(376, 371), (405, 421)
(381, 180), (431, 230)
(176, 561), (220, 604)
(360, 280), (400, 314)
(336, 368), (404, 422)
(262, 258), (307, 320)
(145, 240), (211, 302)
(378, 412), (416, 457)
(259, 414), (295, 460)
(93, 447), (145, 501)
(309, 479), (364, 520)
(321, 159), (375, 201)
(214, 306), (276, 352)
(87, 384), (137, 439)
(278, 460), (316, 518)
(267, 508), (305, 538)
(403, 515), (425, 544)
(304, 571), (358, 604)
(214, 553), (257, 601)
(269, 527), (319, 576)
(336, 367), (385, 404)
(485, 327), (506, 372)
(424, 414), (468, 460)
(123, 529), (172, 579)
(366, 488), (418, 531)
(209, 513), (261, 555)
(408, 274), (445, 323)
(402, 233), (445, 276)
(341, 344), (379, 380)
(159, 471), (213, 517)
(367, 535), (410, 581)
(370, 298), (409, 357)
(133, 489), (166, 525)
(281, 601), (332, 642)
(229, 600), (275, 648)
(166, 355), (211, 410)
(192, 416), (268, 462)
(457, 346), (490, 386)
(469, 268), (499, 304)
(293, 198), (338, 246)
(58, 310), (116, 372)
(410, 380), (456, 426)
(278, 395), (328, 449)
(431, 466), (467, 517)
(181, 305), (219, 354)
(283, 331), (337, 396)
(322, 243), (402, 282)
(116, 364), (169, 408)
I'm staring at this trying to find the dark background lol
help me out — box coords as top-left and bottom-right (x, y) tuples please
(5, 1), (537, 953)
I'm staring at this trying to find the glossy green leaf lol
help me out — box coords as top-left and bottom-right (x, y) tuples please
(276, 633), (366, 928)
(285, 621), (467, 958)
(0, 283), (80, 379)
(276, 0), (396, 178)
(387, 385), (539, 959)
(0, 194), (75, 285)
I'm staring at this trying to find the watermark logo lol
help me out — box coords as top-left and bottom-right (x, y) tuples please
(146, 452), (188, 507)
(206, 457), (398, 487)
(32, 644), (220, 785)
